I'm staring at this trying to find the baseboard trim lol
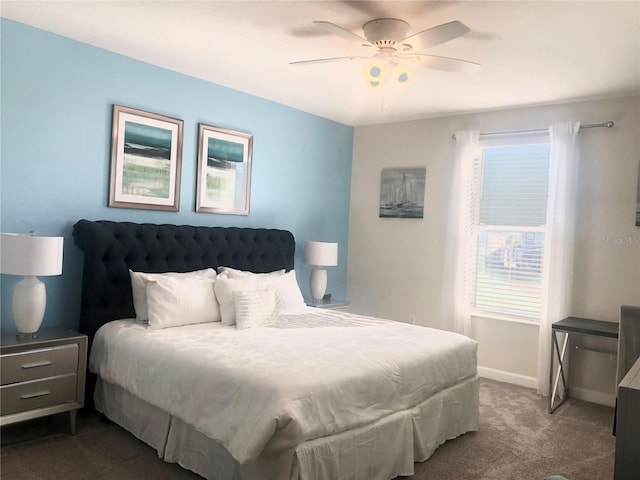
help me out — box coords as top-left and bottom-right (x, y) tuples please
(477, 366), (616, 407)
(477, 366), (537, 389)
(568, 386), (616, 407)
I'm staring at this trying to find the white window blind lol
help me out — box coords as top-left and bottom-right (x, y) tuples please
(470, 141), (550, 319)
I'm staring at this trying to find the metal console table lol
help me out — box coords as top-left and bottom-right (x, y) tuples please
(549, 316), (618, 413)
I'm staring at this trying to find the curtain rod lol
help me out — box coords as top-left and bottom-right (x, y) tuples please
(451, 121), (614, 140)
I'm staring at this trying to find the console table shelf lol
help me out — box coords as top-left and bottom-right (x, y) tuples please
(549, 317), (618, 413)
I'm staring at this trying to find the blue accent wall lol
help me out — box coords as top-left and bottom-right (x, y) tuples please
(0, 19), (353, 333)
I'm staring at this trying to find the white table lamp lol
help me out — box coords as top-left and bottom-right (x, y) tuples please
(1, 233), (64, 337)
(304, 241), (338, 301)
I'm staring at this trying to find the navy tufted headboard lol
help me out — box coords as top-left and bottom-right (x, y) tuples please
(72, 220), (296, 344)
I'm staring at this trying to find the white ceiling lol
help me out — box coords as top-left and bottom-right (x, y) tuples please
(2, 0), (639, 126)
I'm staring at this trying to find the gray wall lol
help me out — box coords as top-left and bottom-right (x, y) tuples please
(348, 95), (640, 403)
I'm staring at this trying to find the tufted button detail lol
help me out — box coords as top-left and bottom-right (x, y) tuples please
(72, 220), (295, 341)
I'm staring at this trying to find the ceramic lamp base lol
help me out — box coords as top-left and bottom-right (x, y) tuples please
(13, 275), (46, 335)
(309, 267), (328, 301)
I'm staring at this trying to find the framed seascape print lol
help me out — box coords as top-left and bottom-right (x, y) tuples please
(109, 105), (183, 211)
(196, 123), (253, 215)
(379, 167), (426, 219)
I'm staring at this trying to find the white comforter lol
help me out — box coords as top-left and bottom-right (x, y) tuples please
(89, 309), (477, 465)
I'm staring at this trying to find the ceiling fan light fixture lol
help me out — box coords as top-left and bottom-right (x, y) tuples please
(298, 17), (479, 90)
(394, 64), (412, 85)
(364, 61), (386, 89)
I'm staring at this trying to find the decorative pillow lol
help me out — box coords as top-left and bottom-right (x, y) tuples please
(234, 289), (278, 330)
(129, 268), (216, 322)
(213, 275), (259, 326)
(217, 266), (286, 278)
(145, 275), (219, 329)
(257, 269), (306, 314)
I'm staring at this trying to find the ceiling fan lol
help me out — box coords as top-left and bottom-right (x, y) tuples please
(290, 18), (480, 89)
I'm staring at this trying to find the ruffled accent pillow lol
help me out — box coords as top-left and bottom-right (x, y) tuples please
(214, 274), (259, 326)
(234, 289), (278, 330)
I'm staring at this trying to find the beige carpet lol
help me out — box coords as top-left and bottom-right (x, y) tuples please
(1, 378), (615, 480)
(400, 378), (615, 479)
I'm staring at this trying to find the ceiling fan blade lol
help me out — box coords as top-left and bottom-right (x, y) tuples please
(401, 20), (471, 49)
(290, 55), (371, 66)
(313, 21), (372, 46)
(401, 54), (481, 74)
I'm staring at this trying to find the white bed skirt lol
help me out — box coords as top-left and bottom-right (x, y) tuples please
(95, 376), (479, 480)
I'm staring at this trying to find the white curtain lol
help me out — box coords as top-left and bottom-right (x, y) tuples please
(537, 121), (581, 395)
(447, 130), (480, 336)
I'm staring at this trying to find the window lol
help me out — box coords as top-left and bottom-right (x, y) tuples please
(469, 141), (550, 320)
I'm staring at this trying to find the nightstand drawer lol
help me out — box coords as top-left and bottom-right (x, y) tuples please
(0, 374), (77, 416)
(1, 344), (79, 385)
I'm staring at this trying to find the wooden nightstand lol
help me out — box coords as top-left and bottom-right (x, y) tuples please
(0, 328), (87, 435)
(306, 299), (351, 312)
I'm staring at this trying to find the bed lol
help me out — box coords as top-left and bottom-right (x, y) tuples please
(73, 219), (479, 480)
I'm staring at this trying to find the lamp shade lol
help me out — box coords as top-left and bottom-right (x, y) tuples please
(304, 241), (338, 267)
(1, 233), (64, 276)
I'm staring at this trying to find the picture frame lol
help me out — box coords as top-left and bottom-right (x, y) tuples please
(109, 105), (183, 211)
(196, 123), (253, 215)
(379, 167), (426, 219)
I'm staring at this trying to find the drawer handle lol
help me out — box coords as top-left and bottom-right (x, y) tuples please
(21, 361), (53, 369)
(20, 390), (51, 400)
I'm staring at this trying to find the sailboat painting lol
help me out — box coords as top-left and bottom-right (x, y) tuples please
(379, 167), (426, 218)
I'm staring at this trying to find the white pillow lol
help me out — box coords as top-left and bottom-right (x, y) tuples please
(217, 266), (286, 278)
(234, 289), (277, 330)
(257, 269), (306, 314)
(214, 275), (259, 326)
(145, 275), (219, 329)
(129, 268), (216, 322)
